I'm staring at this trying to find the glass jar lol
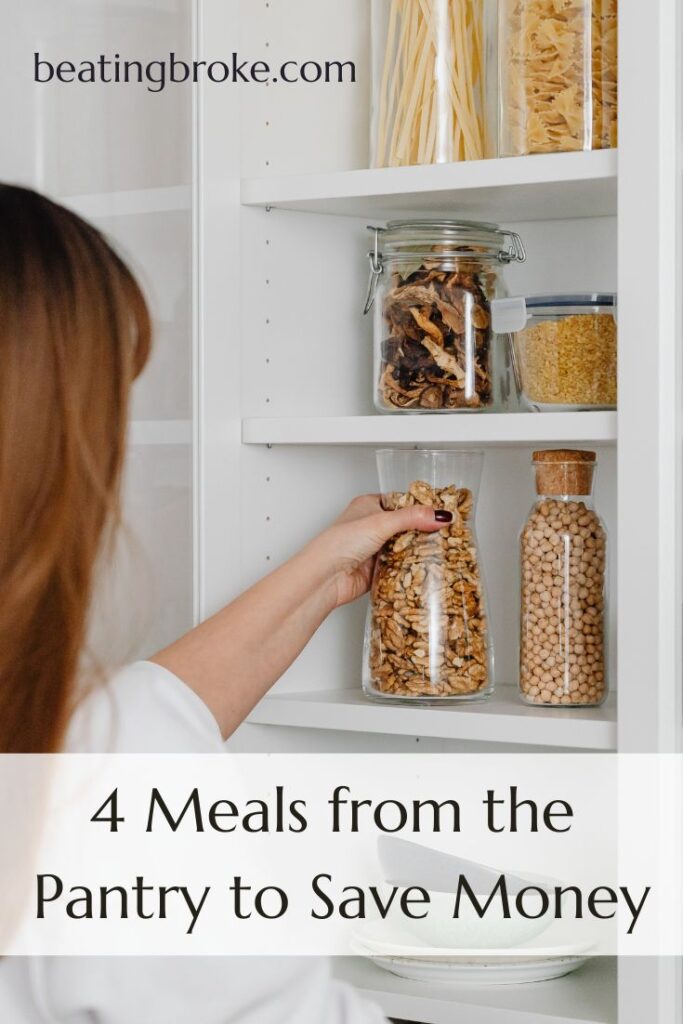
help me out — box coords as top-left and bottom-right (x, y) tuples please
(519, 450), (607, 707)
(363, 449), (494, 704)
(364, 220), (526, 413)
(370, 0), (490, 167)
(491, 294), (617, 410)
(498, 0), (618, 157)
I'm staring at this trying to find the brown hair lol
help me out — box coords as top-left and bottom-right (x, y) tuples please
(0, 185), (151, 753)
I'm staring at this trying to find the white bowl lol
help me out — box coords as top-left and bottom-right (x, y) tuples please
(376, 838), (558, 950)
(414, 887), (554, 950)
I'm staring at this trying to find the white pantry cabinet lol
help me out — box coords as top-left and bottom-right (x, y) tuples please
(196, 2), (682, 1022)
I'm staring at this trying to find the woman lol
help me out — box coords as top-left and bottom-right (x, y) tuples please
(0, 185), (451, 1022)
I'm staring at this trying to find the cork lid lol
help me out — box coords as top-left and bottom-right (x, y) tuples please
(533, 449), (596, 464)
(532, 450), (596, 495)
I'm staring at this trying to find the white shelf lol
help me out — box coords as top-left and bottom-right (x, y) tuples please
(248, 686), (617, 751)
(129, 420), (192, 445)
(59, 186), (191, 220)
(241, 150), (617, 221)
(242, 412), (617, 447)
(334, 956), (616, 1024)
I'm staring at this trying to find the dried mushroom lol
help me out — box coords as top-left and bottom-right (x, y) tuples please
(367, 480), (490, 699)
(378, 260), (493, 411)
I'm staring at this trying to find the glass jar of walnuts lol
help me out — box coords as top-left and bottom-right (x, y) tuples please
(363, 449), (493, 704)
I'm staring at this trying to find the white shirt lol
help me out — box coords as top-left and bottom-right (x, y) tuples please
(0, 662), (386, 1024)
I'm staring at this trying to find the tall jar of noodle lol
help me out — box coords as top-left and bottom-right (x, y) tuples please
(370, 0), (494, 167)
(498, 0), (618, 156)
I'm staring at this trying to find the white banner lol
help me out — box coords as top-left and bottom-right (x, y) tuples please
(0, 754), (680, 957)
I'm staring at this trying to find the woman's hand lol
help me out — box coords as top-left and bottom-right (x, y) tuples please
(153, 493), (451, 738)
(309, 494), (453, 609)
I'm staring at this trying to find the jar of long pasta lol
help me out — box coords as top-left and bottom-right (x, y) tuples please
(498, 0), (618, 156)
(370, 0), (492, 167)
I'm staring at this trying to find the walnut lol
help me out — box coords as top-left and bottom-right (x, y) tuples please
(408, 480), (437, 505)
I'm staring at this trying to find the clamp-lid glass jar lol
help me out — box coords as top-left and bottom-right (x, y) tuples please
(492, 293), (617, 410)
(519, 450), (607, 708)
(365, 220), (526, 413)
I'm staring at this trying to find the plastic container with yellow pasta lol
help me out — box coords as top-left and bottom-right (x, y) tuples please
(491, 294), (617, 411)
(498, 0), (617, 156)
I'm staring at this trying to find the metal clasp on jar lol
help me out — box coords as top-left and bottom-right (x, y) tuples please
(496, 229), (527, 264)
(363, 225), (385, 315)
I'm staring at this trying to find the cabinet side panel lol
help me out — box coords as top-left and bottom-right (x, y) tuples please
(617, 0), (682, 754)
(196, 0), (245, 615)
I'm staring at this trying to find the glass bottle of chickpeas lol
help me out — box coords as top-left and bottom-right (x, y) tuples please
(519, 450), (607, 708)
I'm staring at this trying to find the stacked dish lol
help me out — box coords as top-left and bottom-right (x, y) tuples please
(354, 837), (594, 987)
(351, 924), (592, 987)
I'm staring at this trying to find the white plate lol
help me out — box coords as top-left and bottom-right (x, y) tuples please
(359, 951), (590, 986)
(352, 923), (594, 961)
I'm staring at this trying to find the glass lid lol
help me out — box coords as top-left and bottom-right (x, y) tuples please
(367, 220), (526, 264)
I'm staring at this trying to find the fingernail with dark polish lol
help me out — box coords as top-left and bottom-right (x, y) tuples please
(434, 510), (453, 523)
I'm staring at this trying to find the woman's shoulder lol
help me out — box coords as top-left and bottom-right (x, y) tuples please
(65, 661), (224, 754)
